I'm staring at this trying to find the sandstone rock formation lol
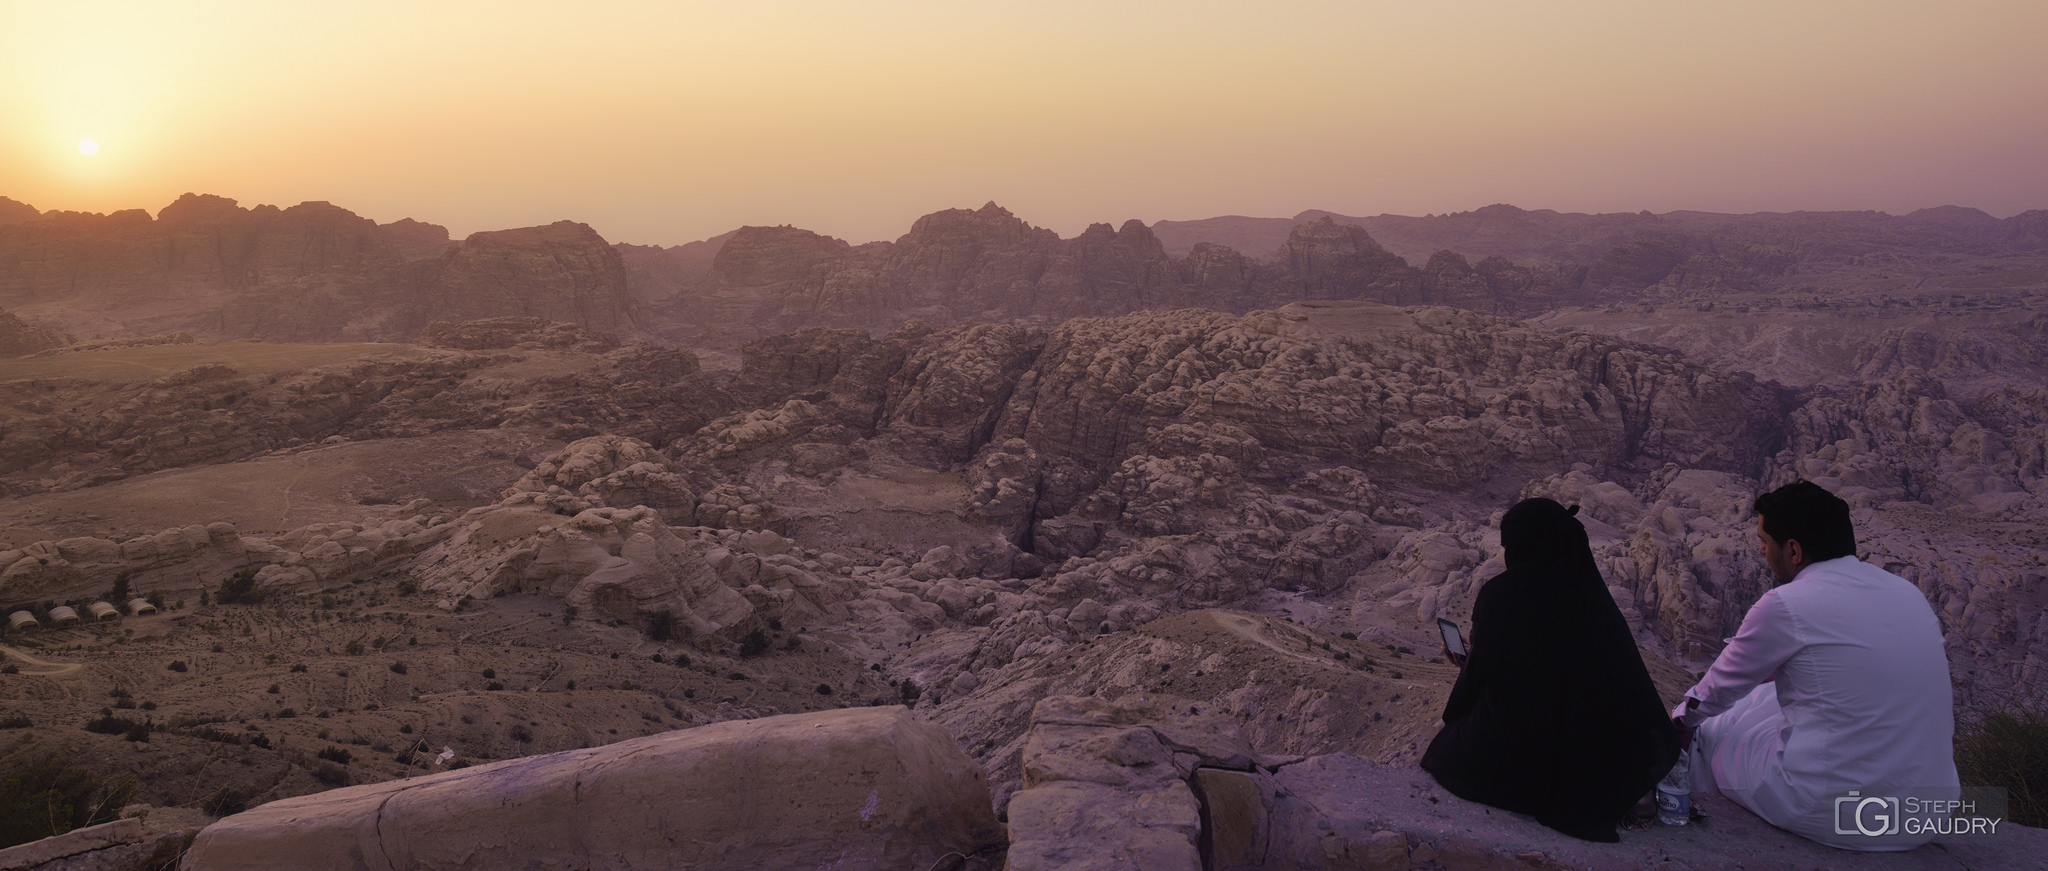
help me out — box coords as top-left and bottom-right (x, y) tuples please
(0, 309), (67, 358)
(1002, 692), (2045, 871)
(179, 707), (1004, 871)
(0, 196), (650, 343)
(0, 332), (728, 497)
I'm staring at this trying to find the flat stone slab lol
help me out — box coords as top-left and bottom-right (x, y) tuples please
(1268, 755), (2044, 870)
(181, 706), (1002, 871)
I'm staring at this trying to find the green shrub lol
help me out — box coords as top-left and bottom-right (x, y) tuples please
(202, 788), (248, 817)
(645, 609), (675, 643)
(313, 762), (348, 786)
(0, 756), (134, 848)
(738, 628), (770, 658)
(85, 712), (138, 735)
(216, 567), (265, 605)
(1956, 701), (2048, 828)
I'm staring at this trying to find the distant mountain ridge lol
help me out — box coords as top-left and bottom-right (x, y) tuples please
(3, 193), (2044, 348)
(1155, 203), (2048, 263)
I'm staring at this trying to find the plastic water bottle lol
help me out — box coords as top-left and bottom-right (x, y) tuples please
(1656, 751), (1691, 826)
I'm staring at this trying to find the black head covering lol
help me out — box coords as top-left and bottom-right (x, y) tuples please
(1422, 498), (1680, 842)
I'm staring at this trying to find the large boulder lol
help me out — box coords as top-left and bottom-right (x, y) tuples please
(180, 707), (1003, 871)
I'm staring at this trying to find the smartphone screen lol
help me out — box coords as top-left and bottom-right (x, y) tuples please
(1437, 618), (1465, 659)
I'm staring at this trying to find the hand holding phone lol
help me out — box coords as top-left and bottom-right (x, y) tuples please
(1437, 618), (1467, 668)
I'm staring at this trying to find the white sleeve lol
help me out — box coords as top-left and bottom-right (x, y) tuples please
(1673, 589), (1802, 727)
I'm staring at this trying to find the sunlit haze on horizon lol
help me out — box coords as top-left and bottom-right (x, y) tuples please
(4, 1), (2045, 246)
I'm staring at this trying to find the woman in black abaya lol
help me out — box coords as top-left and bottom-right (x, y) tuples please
(1420, 498), (1681, 842)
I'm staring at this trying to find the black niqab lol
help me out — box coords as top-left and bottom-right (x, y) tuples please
(1420, 498), (1680, 842)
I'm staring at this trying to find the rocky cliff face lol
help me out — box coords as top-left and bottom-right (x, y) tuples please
(0, 308), (68, 358)
(0, 195), (649, 343)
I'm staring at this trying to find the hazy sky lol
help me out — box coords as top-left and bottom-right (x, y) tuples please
(5, 1), (2045, 245)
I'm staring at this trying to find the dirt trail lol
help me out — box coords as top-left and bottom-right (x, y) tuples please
(0, 644), (84, 677)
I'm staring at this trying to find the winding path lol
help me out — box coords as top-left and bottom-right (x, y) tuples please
(0, 644), (84, 677)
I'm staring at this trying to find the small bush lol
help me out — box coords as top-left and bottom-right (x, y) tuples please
(167, 660), (188, 673)
(0, 715), (31, 729)
(344, 640), (364, 656)
(267, 683), (280, 694)
(276, 709), (296, 719)
(313, 762), (348, 786)
(816, 683), (833, 695)
(0, 756), (135, 848)
(388, 661), (408, 675)
(485, 681), (504, 691)
(85, 713), (138, 735)
(316, 746), (352, 765)
(1956, 702), (2048, 828)
(399, 724), (413, 734)
(481, 668), (496, 679)
(899, 679), (920, 705)
(290, 663), (308, 673)
(202, 788), (247, 817)
(645, 609), (675, 643)
(738, 628), (770, 658)
(509, 724), (534, 743)
(216, 568), (265, 605)
(123, 721), (150, 742)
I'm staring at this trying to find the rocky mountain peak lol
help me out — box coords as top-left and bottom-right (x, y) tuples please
(702, 226), (852, 288)
(156, 192), (246, 225)
(0, 196), (37, 227)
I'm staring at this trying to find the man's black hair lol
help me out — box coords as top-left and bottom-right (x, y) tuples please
(1753, 480), (1856, 563)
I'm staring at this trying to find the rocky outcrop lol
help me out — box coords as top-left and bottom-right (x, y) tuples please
(409, 504), (760, 638)
(403, 221), (638, 339)
(613, 231), (732, 303)
(0, 817), (190, 871)
(0, 309), (67, 358)
(179, 707), (1004, 871)
(0, 334), (730, 495)
(0, 196), (652, 343)
(0, 510), (454, 604)
(0, 196), (37, 227)
(1004, 695), (1257, 871)
(0, 195), (440, 341)
(1002, 692), (2045, 871)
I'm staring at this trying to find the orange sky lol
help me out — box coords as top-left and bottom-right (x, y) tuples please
(4, 1), (2045, 245)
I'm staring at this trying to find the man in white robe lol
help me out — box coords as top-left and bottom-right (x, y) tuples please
(1672, 481), (1959, 851)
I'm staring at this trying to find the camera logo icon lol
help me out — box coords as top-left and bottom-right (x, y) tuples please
(1834, 790), (1902, 836)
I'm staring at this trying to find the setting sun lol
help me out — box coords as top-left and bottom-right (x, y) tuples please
(77, 139), (99, 156)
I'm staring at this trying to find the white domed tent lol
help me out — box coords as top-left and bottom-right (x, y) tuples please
(88, 601), (120, 621)
(47, 605), (80, 625)
(6, 611), (36, 631)
(129, 598), (158, 615)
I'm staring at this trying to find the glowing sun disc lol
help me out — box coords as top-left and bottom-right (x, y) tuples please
(78, 140), (100, 156)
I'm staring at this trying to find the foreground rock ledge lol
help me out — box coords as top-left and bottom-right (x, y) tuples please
(180, 707), (1003, 871)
